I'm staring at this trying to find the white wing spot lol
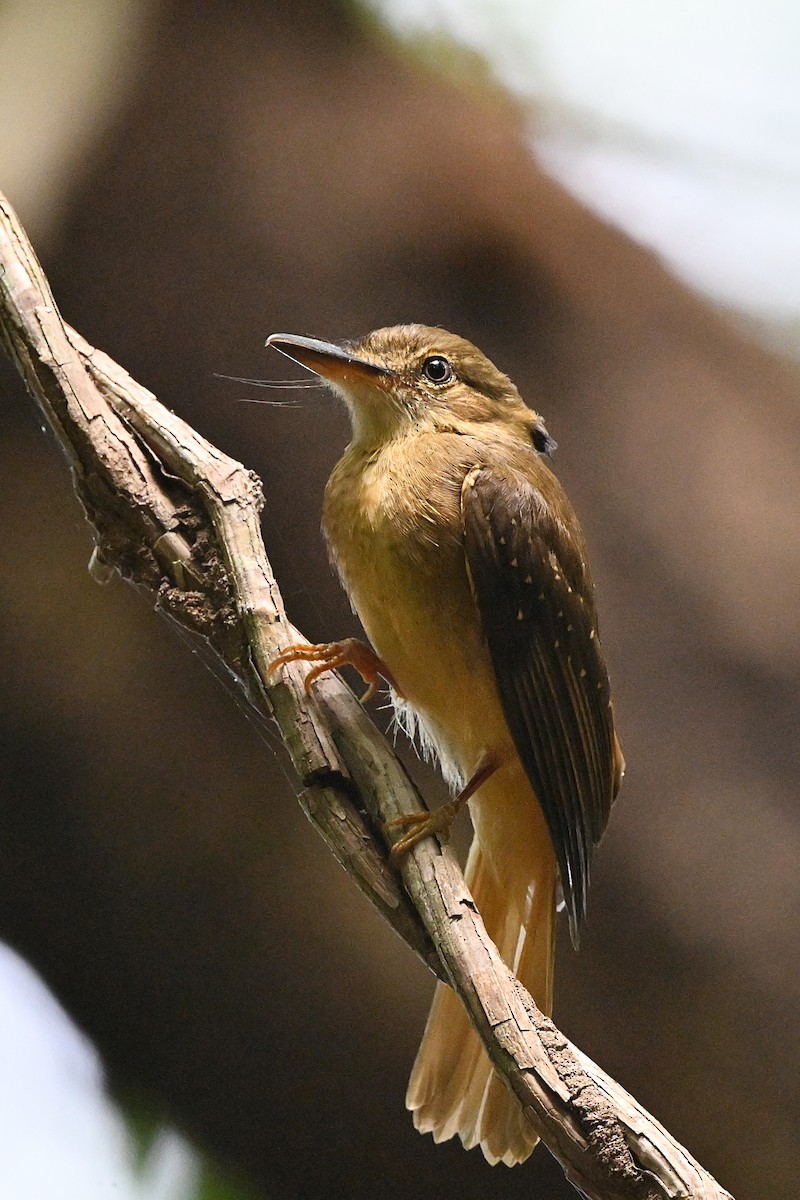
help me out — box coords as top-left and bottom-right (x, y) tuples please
(510, 558), (518, 567)
(517, 609), (524, 621)
(579, 668), (587, 678)
(525, 575), (532, 584)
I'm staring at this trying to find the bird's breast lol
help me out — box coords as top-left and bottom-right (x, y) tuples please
(322, 439), (511, 780)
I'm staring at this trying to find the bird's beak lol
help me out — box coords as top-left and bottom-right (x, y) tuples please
(266, 334), (391, 386)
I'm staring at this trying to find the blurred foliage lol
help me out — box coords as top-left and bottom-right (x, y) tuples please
(122, 1093), (264, 1200)
(196, 1164), (265, 1200)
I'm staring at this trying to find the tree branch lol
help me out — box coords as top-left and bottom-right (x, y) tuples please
(0, 191), (732, 1200)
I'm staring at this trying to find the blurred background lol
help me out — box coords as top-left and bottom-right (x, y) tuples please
(1, 1), (798, 1198)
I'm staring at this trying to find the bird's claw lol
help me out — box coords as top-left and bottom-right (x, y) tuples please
(385, 756), (498, 861)
(386, 801), (461, 861)
(267, 637), (400, 702)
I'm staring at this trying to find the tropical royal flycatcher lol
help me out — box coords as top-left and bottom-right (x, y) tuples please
(266, 325), (624, 1166)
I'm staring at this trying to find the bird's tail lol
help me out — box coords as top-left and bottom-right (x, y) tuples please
(406, 780), (557, 1167)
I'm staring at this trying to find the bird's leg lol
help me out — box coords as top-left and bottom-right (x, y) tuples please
(267, 637), (401, 702)
(386, 755), (499, 861)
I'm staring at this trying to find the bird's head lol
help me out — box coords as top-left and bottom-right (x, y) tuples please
(266, 324), (556, 456)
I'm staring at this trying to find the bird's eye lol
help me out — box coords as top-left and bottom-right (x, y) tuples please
(421, 356), (453, 384)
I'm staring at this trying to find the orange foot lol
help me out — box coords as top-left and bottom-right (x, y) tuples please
(386, 755), (498, 861)
(386, 800), (463, 861)
(267, 637), (400, 703)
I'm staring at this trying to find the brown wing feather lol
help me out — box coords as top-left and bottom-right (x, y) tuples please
(461, 466), (618, 945)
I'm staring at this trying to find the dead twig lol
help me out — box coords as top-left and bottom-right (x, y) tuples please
(0, 191), (732, 1200)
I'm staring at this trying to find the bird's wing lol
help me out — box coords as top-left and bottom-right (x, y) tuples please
(460, 465), (617, 945)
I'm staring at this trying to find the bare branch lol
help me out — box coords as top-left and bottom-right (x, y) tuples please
(0, 191), (733, 1200)
(0, 190), (443, 983)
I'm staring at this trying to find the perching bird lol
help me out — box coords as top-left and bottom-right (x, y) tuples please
(266, 325), (624, 1167)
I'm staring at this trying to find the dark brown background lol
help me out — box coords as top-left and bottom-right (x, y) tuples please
(1, 2), (798, 1198)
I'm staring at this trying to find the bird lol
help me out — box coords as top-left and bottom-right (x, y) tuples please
(265, 325), (624, 1166)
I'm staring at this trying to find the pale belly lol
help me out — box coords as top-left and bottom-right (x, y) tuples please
(345, 544), (514, 789)
(349, 548), (552, 900)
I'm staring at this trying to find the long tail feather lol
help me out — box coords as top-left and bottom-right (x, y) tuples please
(407, 774), (557, 1166)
